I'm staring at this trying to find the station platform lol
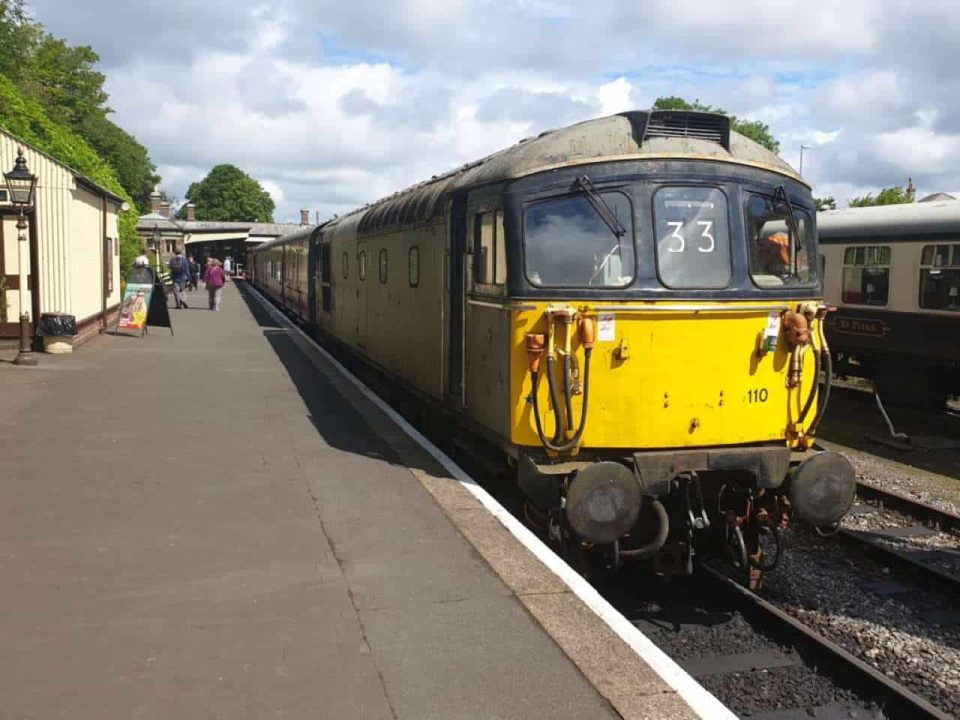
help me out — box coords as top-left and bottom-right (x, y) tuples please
(0, 282), (721, 719)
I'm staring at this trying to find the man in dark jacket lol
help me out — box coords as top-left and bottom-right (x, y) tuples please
(188, 255), (200, 291)
(167, 250), (190, 309)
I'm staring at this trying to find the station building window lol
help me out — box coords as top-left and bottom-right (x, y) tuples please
(919, 243), (960, 311)
(379, 248), (388, 284)
(841, 245), (890, 305)
(409, 246), (419, 287)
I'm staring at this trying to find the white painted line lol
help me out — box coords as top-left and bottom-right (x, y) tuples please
(245, 284), (736, 720)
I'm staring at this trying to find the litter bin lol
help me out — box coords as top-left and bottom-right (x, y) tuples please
(37, 312), (77, 354)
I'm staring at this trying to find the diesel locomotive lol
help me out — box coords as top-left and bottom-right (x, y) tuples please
(249, 110), (856, 588)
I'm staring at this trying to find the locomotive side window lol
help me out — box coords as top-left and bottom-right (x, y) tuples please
(409, 246), (420, 287)
(473, 210), (506, 286)
(524, 192), (634, 287)
(919, 243), (960, 311)
(358, 251), (366, 281)
(653, 187), (731, 289)
(841, 245), (890, 305)
(745, 194), (815, 287)
(379, 248), (388, 284)
(342, 251), (348, 279)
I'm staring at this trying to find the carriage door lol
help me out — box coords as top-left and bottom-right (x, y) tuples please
(356, 240), (368, 348)
(448, 192), (468, 403)
(308, 231), (321, 326)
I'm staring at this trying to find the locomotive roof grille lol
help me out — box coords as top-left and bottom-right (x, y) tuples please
(641, 111), (731, 150)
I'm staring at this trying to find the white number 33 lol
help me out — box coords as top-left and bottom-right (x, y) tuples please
(666, 221), (715, 253)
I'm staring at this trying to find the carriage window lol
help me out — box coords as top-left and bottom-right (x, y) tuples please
(745, 194), (815, 287)
(654, 187), (731, 289)
(342, 251), (348, 279)
(358, 251), (366, 281)
(379, 248), (388, 283)
(409, 247), (420, 287)
(919, 244), (960, 311)
(524, 192), (634, 287)
(841, 245), (890, 305)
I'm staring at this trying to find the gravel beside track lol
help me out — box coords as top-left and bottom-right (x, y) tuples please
(821, 441), (960, 515)
(763, 532), (960, 718)
(609, 582), (870, 718)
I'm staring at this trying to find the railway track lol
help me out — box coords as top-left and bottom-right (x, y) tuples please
(835, 481), (960, 596)
(608, 563), (952, 720)
(247, 287), (958, 717)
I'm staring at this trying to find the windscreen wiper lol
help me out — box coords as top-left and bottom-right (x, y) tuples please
(774, 185), (803, 277)
(773, 185), (803, 250)
(575, 175), (626, 238)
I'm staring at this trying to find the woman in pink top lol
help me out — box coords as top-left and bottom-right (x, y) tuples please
(203, 259), (226, 311)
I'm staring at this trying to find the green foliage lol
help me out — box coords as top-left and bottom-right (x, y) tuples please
(183, 164), (275, 222)
(81, 114), (160, 207)
(21, 35), (108, 130)
(0, 0), (38, 83)
(814, 196), (836, 211)
(848, 187), (913, 207)
(0, 72), (141, 270)
(0, 1), (161, 203)
(652, 96), (780, 154)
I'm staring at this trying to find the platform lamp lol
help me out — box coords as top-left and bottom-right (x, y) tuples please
(799, 144), (813, 176)
(4, 148), (38, 366)
(151, 224), (161, 274)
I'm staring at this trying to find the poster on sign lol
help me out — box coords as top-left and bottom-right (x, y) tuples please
(117, 282), (153, 334)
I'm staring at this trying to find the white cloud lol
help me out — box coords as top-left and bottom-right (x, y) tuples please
(24, 0), (960, 217)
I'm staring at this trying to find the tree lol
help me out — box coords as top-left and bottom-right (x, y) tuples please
(21, 35), (108, 131)
(81, 114), (160, 207)
(182, 164), (275, 222)
(848, 186), (913, 207)
(814, 197), (836, 211)
(653, 96), (780, 154)
(0, 0), (39, 83)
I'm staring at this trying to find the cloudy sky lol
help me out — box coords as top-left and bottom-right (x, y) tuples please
(28, 0), (960, 222)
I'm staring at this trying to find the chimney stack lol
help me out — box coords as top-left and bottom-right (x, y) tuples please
(300, 208), (310, 225)
(149, 189), (161, 214)
(159, 201), (171, 218)
(186, 203), (196, 222)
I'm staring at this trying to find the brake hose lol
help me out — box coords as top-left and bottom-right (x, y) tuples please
(808, 320), (833, 434)
(531, 348), (593, 453)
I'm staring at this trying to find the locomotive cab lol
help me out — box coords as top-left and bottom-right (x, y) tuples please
(490, 114), (855, 587)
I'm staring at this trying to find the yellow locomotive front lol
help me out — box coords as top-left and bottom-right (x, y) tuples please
(501, 114), (855, 586)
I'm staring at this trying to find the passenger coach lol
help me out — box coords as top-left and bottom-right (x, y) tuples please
(250, 110), (856, 588)
(819, 201), (960, 410)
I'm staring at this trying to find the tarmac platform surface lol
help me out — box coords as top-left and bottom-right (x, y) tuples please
(0, 282), (707, 719)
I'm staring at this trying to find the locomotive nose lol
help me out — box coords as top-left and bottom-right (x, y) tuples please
(787, 451), (856, 528)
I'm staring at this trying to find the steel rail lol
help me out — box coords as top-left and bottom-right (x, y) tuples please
(700, 564), (953, 720)
(854, 480), (960, 536)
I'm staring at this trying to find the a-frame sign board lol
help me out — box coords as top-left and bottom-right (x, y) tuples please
(115, 267), (174, 337)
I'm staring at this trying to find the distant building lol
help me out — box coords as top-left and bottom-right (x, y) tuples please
(136, 191), (310, 272)
(0, 128), (123, 345)
(918, 192), (956, 203)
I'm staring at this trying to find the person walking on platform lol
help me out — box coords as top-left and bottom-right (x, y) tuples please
(223, 255), (233, 280)
(203, 258), (226, 311)
(188, 255), (200, 291)
(167, 250), (190, 309)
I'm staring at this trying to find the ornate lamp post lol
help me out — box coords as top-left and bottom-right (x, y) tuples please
(151, 225), (161, 274)
(799, 144), (813, 176)
(4, 148), (39, 366)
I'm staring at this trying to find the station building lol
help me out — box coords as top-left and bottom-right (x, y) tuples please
(0, 128), (124, 346)
(136, 191), (309, 274)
